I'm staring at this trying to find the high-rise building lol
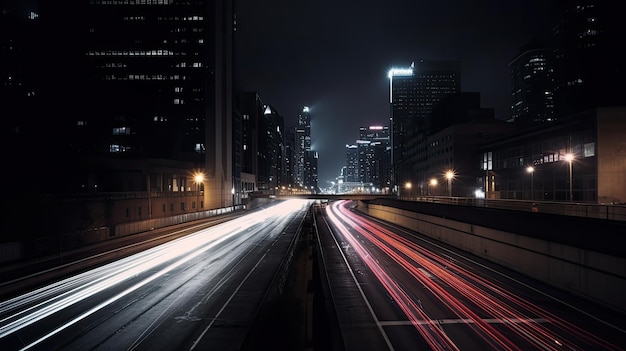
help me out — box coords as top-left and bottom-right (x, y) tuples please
(388, 60), (461, 191)
(282, 128), (296, 189)
(357, 126), (390, 191)
(238, 91), (263, 188)
(7, 1), (236, 211)
(258, 105), (283, 192)
(509, 47), (556, 124)
(344, 144), (359, 183)
(294, 106), (317, 191)
(552, 1), (626, 117)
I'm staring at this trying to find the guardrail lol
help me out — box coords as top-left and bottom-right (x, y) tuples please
(397, 196), (626, 221)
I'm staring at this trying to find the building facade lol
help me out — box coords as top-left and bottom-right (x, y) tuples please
(509, 47), (555, 124)
(552, 1), (626, 118)
(478, 107), (625, 204)
(4, 1), (237, 238)
(388, 60), (461, 192)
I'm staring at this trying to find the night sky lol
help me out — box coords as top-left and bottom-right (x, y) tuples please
(234, 0), (552, 187)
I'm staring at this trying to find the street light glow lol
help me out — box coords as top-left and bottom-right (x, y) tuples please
(194, 172), (205, 184)
(445, 170), (455, 180)
(527, 166), (534, 200)
(565, 153), (574, 201)
(445, 170), (454, 197)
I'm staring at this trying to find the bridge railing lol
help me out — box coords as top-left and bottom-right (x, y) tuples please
(398, 196), (626, 222)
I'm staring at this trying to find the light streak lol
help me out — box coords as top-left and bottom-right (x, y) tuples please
(326, 200), (623, 350)
(0, 199), (311, 350)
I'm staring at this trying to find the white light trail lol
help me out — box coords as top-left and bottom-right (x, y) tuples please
(0, 199), (311, 350)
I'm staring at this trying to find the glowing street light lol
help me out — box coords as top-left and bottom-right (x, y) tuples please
(429, 178), (438, 196)
(405, 182), (412, 199)
(526, 166), (534, 200)
(564, 153), (574, 202)
(193, 172), (205, 211)
(445, 170), (455, 197)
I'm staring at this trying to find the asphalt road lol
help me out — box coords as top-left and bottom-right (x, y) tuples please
(0, 199), (313, 351)
(317, 200), (626, 350)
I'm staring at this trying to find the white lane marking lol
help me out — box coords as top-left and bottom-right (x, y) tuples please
(324, 206), (395, 351)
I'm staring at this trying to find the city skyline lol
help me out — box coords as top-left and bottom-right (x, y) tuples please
(234, 0), (551, 184)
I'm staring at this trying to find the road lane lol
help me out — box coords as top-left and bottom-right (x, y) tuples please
(0, 199), (312, 351)
(321, 200), (625, 350)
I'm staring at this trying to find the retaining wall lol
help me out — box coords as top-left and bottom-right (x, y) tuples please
(357, 200), (626, 313)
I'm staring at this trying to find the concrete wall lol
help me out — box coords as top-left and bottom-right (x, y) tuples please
(357, 200), (626, 313)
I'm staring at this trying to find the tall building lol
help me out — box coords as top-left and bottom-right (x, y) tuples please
(509, 46), (556, 124)
(295, 106), (316, 191)
(2, 4), (42, 196)
(258, 105), (284, 192)
(344, 144), (359, 183)
(357, 126), (390, 191)
(282, 128), (296, 189)
(552, 1), (626, 118)
(7, 1), (236, 211)
(238, 91), (263, 193)
(388, 60), (461, 191)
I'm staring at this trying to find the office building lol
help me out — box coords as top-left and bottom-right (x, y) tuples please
(258, 104), (284, 192)
(552, 1), (626, 117)
(509, 46), (555, 124)
(5, 1), (237, 226)
(294, 106), (318, 192)
(357, 126), (390, 191)
(388, 60), (461, 192)
(479, 107), (625, 204)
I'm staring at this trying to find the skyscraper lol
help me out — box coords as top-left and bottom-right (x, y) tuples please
(388, 60), (461, 191)
(552, 1), (626, 117)
(295, 106), (312, 189)
(11, 1), (236, 211)
(357, 126), (390, 191)
(509, 47), (555, 124)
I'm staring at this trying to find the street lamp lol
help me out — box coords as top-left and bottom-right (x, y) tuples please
(193, 172), (205, 211)
(526, 166), (534, 200)
(445, 170), (454, 197)
(565, 153), (574, 202)
(429, 178), (438, 196)
(405, 182), (412, 199)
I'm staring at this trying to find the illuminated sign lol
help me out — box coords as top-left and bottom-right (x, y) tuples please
(387, 67), (413, 78)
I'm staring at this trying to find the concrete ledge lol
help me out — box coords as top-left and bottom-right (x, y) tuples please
(358, 201), (626, 314)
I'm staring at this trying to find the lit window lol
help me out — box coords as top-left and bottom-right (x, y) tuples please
(112, 127), (130, 135)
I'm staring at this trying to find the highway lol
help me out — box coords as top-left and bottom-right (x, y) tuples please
(317, 200), (625, 350)
(0, 199), (312, 351)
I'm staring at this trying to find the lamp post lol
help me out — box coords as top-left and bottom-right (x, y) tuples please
(193, 172), (205, 212)
(565, 153), (574, 202)
(526, 166), (534, 200)
(429, 178), (438, 196)
(445, 170), (454, 197)
(405, 182), (412, 199)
